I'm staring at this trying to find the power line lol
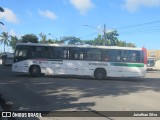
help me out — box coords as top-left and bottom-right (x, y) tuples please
(79, 32), (98, 39)
(114, 20), (160, 35)
(120, 28), (160, 35)
(119, 24), (160, 32)
(116, 20), (160, 30)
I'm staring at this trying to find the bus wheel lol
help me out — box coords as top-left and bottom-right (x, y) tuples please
(94, 68), (106, 80)
(29, 65), (41, 77)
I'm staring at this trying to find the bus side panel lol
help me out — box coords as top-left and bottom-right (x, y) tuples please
(82, 61), (109, 77)
(107, 62), (123, 77)
(65, 60), (83, 75)
(121, 66), (146, 77)
(41, 60), (65, 75)
(106, 62), (147, 77)
(82, 61), (95, 76)
(12, 60), (30, 73)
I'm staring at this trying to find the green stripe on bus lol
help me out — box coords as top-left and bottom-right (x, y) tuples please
(111, 63), (144, 67)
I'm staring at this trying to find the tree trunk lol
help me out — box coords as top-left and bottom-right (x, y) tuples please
(4, 43), (5, 52)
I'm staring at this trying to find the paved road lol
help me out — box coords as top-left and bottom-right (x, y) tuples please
(0, 65), (160, 120)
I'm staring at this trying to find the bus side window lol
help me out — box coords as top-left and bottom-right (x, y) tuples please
(135, 52), (140, 63)
(68, 48), (85, 60)
(102, 50), (109, 61)
(123, 50), (141, 63)
(43, 47), (51, 58)
(107, 50), (122, 62)
(87, 49), (101, 61)
(130, 51), (140, 63)
(79, 53), (84, 60)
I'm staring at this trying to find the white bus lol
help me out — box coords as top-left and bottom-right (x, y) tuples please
(12, 43), (147, 79)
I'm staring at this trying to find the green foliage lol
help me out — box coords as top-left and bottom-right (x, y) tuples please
(105, 30), (119, 46)
(46, 39), (56, 44)
(21, 34), (38, 43)
(83, 35), (103, 45)
(126, 43), (136, 47)
(4, 30), (136, 49)
(60, 36), (82, 44)
(39, 32), (47, 43)
(0, 32), (11, 52)
(10, 36), (19, 50)
(83, 30), (136, 47)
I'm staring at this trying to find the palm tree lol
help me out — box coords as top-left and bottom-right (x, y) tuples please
(10, 36), (19, 50)
(39, 32), (47, 43)
(0, 32), (11, 52)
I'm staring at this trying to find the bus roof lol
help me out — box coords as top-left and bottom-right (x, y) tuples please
(16, 43), (143, 50)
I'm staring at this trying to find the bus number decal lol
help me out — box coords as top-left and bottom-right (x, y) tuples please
(89, 63), (108, 66)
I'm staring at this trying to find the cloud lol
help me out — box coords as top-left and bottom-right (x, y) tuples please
(0, 25), (7, 32)
(70, 0), (95, 15)
(9, 29), (16, 36)
(38, 9), (57, 20)
(0, 8), (19, 24)
(26, 10), (33, 17)
(123, 0), (160, 12)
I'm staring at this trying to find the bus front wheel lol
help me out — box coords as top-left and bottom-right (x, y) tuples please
(94, 68), (106, 80)
(29, 65), (41, 77)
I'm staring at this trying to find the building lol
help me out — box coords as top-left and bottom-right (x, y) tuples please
(147, 50), (160, 60)
(147, 50), (160, 69)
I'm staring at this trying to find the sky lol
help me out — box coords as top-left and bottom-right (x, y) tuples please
(1, 0), (160, 52)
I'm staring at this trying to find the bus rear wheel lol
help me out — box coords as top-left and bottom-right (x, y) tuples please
(29, 65), (41, 77)
(94, 68), (106, 80)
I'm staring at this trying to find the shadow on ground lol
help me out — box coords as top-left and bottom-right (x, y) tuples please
(0, 65), (160, 118)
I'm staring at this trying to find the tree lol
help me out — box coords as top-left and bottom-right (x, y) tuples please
(105, 30), (119, 46)
(21, 34), (38, 43)
(126, 43), (136, 47)
(0, 32), (11, 52)
(94, 35), (104, 45)
(85, 30), (119, 46)
(83, 39), (94, 45)
(10, 36), (19, 50)
(39, 32), (47, 43)
(60, 36), (82, 44)
(117, 40), (127, 47)
(46, 39), (54, 44)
